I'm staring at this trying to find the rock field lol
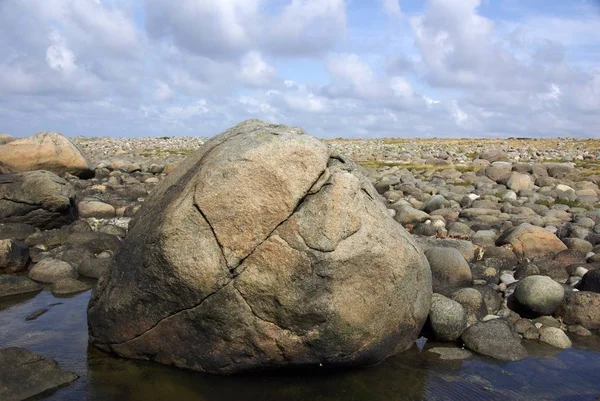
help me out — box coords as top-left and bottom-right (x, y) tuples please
(1, 121), (600, 393)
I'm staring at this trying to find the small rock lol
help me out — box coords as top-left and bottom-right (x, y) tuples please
(538, 326), (571, 349)
(567, 325), (592, 336)
(428, 347), (473, 360)
(51, 278), (92, 295)
(428, 293), (468, 341)
(461, 319), (527, 361)
(0, 239), (29, 273)
(78, 201), (116, 219)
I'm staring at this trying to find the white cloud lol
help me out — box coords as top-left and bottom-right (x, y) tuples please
(325, 53), (386, 99)
(46, 32), (78, 75)
(153, 81), (174, 102)
(382, 0), (402, 19)
(450, 101), (468, 125)
(238, 51), (276, 87)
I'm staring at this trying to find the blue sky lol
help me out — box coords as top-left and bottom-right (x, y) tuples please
(0, 0), (599, 138)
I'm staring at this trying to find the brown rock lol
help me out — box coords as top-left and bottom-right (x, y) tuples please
(496, 223), (568, 260)
(0, 131), (94, 178)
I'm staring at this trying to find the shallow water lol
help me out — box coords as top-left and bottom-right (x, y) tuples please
(1, 290), (600, 401)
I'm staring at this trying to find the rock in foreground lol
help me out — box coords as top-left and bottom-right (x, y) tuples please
(88, 120), (432, 375)
(0, 131), (94, 178)
(0, 347), (78, 401)
(0, 171), (76, 230)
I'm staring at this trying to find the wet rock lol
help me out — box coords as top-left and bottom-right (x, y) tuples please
(0, 171), (76, 230)
(0, 347), (78, 401)
(0, 131), (94, 178)
(461, 319), (527, 361)
(427, 347), (473, 360)
(88, 120), (432, 375)
(0, 275), (41, 298)
(0, 239), (29, 273)
(28, 258), (78, 283)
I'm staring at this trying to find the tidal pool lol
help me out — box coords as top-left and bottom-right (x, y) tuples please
(1, 290), (599, 401)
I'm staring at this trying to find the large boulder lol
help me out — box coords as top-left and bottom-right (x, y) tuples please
(0, 171), (76, 230)
(496, 223), (567, 260)
(0, 131), (94, 178)
(88, 120), (432, 375)
(0, 347), (78, 401)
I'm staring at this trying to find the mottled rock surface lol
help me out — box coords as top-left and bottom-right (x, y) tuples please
(88, 120), (432, 374)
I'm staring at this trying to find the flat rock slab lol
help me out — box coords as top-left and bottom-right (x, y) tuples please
(428, 347), (473, 360)
(0, 347), (78, 401)
(0, 275), (42, 299)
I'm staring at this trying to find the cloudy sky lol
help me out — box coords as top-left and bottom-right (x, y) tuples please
(1, 0), (599, 138)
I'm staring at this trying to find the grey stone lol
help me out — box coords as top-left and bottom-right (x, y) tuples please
(50, 278), (91, 295)
(425, 247), (473, 293)
(28, 258), (78, 283)
(87, 120), (433, 375)
(427, 347), (473, 360)
(0, 275), (41, 299)
(556, 291), (600, 330)
(0, 171), (76, 230)
(0, 239), (29, 273)
(428, 293), (468, 341)
(461, 319), (527, 361)
(0, 347), (78, 401)
(538, 326), (571, 349)
(514, 275), (565, 316)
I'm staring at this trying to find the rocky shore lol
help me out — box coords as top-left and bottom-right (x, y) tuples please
(1, 123), (599, 398)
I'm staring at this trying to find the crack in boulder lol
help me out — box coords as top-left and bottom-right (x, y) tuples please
(105, 163), (332, 347)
